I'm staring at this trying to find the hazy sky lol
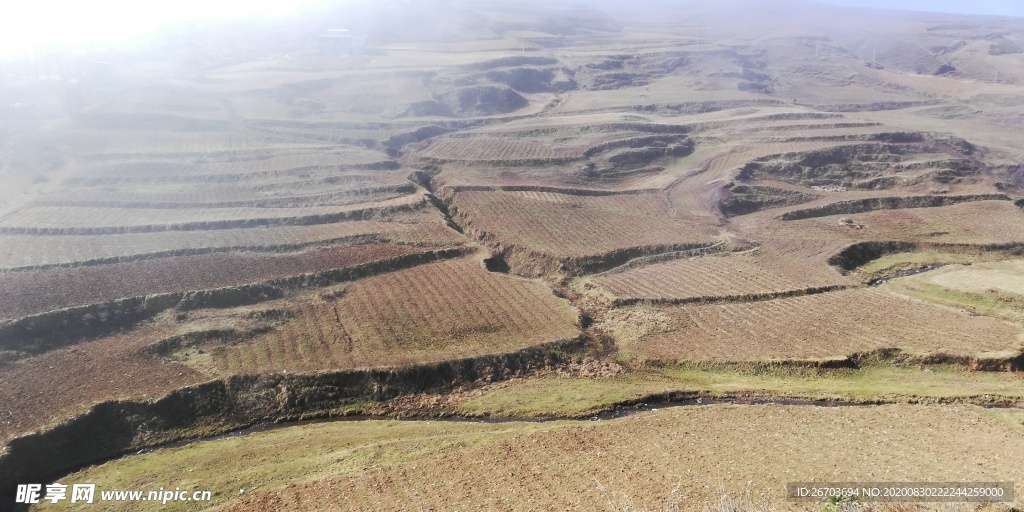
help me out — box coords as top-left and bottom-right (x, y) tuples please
(0, 0), (327, 57)
(0, 0), (1020, 58)
(818, 0), (1024, 17)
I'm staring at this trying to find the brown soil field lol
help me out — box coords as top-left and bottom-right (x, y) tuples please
(606, 288), (1024, 362)
(37, 181), (414, 209)
(418, 136), (588, 162)
(452, 190), (716, 258)
(587, 246), (852, 303)
(0, 326), (205, 445)
(211, 405), (1024, 511)
(66, 156), (407, 186)
(57, 131), (388, 164)
(54, 130), (309, 158)
(0, 243), (423, 320)
(430, 120), (866, 191)
(0, 194), (423, 232)
(0, 211), (464, 269)
(738, 200), (1024, 244)
(212, 256), (581, 373)
(248, 123), (405, 145)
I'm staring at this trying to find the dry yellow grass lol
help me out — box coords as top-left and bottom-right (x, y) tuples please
(881, 260), (1024, 323)
(926, 261), (1024, 296)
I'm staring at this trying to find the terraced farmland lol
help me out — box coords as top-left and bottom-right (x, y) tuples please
(702, 140), (862, 174)
(743, 200), (1024, 244)
(0, 194), (424, 234)
(588, 248), (851, 303)
(0, 211), (463, 270)
(881, 261), (1024, 322)
(36, 182), (415, 209)
(613, 288), (1024, 362)
(69, 151), (401, 182)
(452, 190), (716, 271)
(0, 243), (426, 320)
(6, 0), (1024, 508)
(418, 137), (586, 162)
(213, 256), (581, 373)
(0, 326), (204, 445)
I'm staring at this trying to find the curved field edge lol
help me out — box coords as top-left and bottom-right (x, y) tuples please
(0, 242), (434, 320)
(0, 248), (468, 361)
(434, 183), (664, 198)
(476, 237), (722, 278)
(0, 337), (586, 493)
(0, 200), (425, 236)
(440, 189), (720, 277)
(827, 240), (1024, 273)
(780, 193), (1011, 221)
(606, 284), (855, 307)
(30, 183), (417, 210)
(453, 358), (1024, 419)
(0, 233), (384, 273)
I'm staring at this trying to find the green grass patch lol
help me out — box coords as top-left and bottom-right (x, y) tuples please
(456, 374), (685, 417)
(857, 250), (988, 277)
(44, 419), (571, 512)
(456, 364), (1024, 418)
(881, 276), (1024, 323)
(981, 408), (1024, 436)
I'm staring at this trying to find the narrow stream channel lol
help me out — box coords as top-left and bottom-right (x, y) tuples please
(869, 265), (945, 287)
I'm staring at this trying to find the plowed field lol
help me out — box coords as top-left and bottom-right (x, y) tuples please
(0, 243), (422, 320)
(454, 190), (715, 257)
(214, 256), (581, 373)
(613, 288), (1023, 362)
